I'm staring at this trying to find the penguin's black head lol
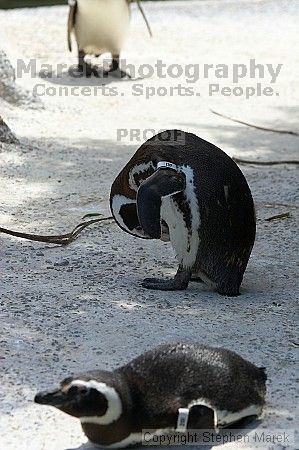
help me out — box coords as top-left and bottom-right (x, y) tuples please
(34, 374), (122, 423)
(110, 158), (155, 240)
(111, 166), (185, 240)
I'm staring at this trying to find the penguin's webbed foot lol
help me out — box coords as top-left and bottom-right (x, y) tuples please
(142, 266), (191, 291)
(142, 278), (188, 291)
(104, 58), (131, 79)
(104, 68), (131, 79)
(75, 51), (100, 78)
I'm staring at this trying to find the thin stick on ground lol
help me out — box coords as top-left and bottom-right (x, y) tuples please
(260, 202), (298, 209)
(232, 157), (299, 166)
(0, 216), (114, 246)
(210, 109), (299, 137)
(265, 212), (291, 222)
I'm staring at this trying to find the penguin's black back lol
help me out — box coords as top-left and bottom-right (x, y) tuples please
(118, 343), (266, 423)
(133, 131), (256, 295)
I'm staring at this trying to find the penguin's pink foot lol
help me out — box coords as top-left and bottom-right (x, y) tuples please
(142, 278), (188, 291)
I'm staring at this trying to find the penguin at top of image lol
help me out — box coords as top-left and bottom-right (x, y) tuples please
(110, 130), (256, 297)
(35, 342), (267, 448)
(67, 0), (152, 78)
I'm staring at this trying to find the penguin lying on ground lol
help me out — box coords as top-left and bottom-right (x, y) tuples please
(35, 343), (267, 448)
(67, 0), (151, 78)
(110, 130), (256, 296)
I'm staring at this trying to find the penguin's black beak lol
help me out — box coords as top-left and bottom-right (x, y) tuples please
(34, 388), (68, 407)
(137, 169), (186, 239)
(35, 383), (90, 409)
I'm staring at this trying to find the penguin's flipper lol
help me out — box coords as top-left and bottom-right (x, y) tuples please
(137, 168), (185, 239)
(67, 0), (77, 52)
(135, 0), (153, 38)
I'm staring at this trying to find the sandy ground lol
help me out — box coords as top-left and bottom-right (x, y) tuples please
(0, 1), (298, 449)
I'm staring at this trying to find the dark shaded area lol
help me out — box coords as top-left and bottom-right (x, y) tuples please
(178, 105), (299, 163)
(0, 0), (160, 9)
(0, 0), (66, 9)
(0, 116), (19, 144)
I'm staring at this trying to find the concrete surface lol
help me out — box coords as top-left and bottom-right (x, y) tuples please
(0, 1), (298, 449)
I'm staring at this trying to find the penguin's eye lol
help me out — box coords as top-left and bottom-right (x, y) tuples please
(68, 385), (89, 396)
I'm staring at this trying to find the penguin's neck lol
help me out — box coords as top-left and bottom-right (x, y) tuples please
(81, 415), (136, 448)
(80, 372), (136, 447)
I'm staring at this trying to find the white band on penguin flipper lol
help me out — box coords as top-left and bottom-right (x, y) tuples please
(176, 408), (190, 433)
(157, 161), (179, 172)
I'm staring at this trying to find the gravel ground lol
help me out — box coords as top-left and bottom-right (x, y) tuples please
(0, 1), (298, 449)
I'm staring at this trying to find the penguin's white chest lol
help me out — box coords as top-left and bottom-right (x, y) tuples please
(75, 0), (130, 55)
(161, 197), (189, 263)
(160, 166), (200, 270)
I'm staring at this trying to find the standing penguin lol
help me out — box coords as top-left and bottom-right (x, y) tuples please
(110, 130), (256, 296)
(35, 343), (267, 448)
(67, 0), (151, 78)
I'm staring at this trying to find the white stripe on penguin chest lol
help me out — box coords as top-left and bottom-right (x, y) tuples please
(75, 0), (130, 55)
(160, 166), (200, 269)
